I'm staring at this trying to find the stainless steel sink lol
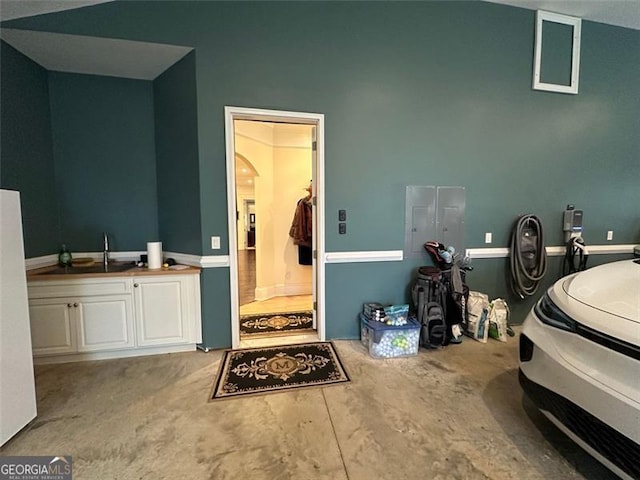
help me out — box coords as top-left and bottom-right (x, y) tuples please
(41, 263), (137, 275)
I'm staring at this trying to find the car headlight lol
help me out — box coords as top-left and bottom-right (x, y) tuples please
(534, 289), (577, 332)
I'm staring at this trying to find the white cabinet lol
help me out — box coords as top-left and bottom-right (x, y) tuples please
(131, 274), (201, 348)
(27, 271), (201, 363)
(28, 298), (76, 355)
(134, 277), (189, 346)
(76, 295), (134, 352)
(133, 274), (201, 346)
(29, 295), (134, 355)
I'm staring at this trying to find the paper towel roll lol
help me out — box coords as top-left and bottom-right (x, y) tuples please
(147, 242), (162, 270)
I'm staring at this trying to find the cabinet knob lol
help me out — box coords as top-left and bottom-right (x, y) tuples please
(67, 303), (72, 308)
(134, 283), (139, 288)
(74, 303), (79, 308)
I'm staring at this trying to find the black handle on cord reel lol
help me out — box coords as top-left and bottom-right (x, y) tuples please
(563, 236), (588, 275)
(509, 214), (548, 299)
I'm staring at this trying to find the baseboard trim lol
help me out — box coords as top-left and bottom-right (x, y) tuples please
(28, 245), (633, 269)
(26, 251), (230, 269)
(324, 250), (404, 264)
(26, 251), (145, 270)
(33, 343), (197, 365)
(465, 244), (637, 259)
(25, 254), (58, 270)
(162, 251), (229, 268)
(254, 282), (312, 301)
(201, 255), (230, 268)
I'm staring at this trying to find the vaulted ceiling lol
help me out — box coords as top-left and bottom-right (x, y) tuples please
(1, 0), (637, 82)
(2, 0), (639, 30)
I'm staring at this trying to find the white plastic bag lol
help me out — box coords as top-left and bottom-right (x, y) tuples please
(488, 298), (509, 343)
(466, 291), (489, 343)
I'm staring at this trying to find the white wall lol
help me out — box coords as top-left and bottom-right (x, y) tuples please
(234, 121), (313, 301)
(273, 144), (312, 296)
(234, 128), (274, 297)
(236, 183), (254, 250)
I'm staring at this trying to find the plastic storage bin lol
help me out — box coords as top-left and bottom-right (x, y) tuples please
(360, 314), (420, 358)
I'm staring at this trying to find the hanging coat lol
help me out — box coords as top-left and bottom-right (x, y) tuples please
(289, 197), (313, 247)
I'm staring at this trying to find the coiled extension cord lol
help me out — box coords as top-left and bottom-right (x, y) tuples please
(509, 214), (548, 299)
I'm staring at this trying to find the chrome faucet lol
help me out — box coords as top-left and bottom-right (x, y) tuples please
(103, 232), (110, 268)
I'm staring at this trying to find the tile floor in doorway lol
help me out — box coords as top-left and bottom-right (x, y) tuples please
(237, 248), (313, 316)
(237, 248), (315, 347)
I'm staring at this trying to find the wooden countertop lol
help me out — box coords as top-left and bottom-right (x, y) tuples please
(27, 262), (201, 281)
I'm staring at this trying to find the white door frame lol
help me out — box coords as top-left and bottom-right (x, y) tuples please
(224, 106), (325, 349)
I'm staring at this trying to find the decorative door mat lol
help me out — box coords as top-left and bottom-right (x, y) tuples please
(211, 342), (350, 400)
(239, 311), (314, 336)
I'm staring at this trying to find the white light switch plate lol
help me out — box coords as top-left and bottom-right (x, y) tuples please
(607, 230), (613, 241)
(211, 236), (221, 249)
(485, 232), (492, 244)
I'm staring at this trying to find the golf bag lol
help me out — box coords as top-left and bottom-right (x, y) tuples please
(412, 267), (447, 348)
(411, 265), (468, 348)
(441, 266), (469, 342)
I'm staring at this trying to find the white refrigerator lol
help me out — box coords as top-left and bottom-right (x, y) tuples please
(0, 189), (37, 445)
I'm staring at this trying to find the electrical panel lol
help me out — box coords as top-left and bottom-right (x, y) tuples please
(404, 186), (437, 258)
(404, 186), (465, 259)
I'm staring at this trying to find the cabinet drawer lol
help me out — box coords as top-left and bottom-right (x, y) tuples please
(28, 278), (131, 299)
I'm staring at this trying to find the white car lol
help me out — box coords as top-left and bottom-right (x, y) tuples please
(519, 259), (640, 480)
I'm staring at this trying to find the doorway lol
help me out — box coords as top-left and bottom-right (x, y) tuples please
(225, 107), (325, 349)
(244, 200), (256, 249)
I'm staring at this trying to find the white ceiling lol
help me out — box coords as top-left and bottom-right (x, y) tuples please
(0, 0), (638, 29)
(0, 1), (113, 22)
(0, 1), (193, 80)
(0, 0), (637, 80)
(488, 0), (640, 30)
(0, 28), (192, 80)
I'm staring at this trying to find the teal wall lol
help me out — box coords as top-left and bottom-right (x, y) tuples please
(2, 2), (638, 346)
(48, 73), (158, 252)
(540, 21), (574, 86)
(0, 42), (58, 257)
(326, 262), (416, 339)
(200, 268), (231, 349)
(153, 51), (202, 255)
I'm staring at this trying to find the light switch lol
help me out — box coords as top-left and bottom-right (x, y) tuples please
(338, 223), (346, 235)
(485, 232), (492, 244)
(607, 230), (613, 241)
(338, 209), (346, 221)
(211, 236), (221, 249)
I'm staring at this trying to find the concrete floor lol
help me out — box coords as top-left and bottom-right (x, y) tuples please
(1, 330), (616, 480)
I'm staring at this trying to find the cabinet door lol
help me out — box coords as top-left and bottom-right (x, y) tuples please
(134, 278), (187, 346)
(76, 295), (135, 352)
(29, 299), (76, 355)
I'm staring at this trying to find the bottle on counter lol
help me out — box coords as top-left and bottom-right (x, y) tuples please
(58, 244), (72, 267)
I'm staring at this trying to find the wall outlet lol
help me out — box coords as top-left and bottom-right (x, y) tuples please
(211, 236), (221, 249)
(607, 230), (613, 241)
(485, 232), (492, 244)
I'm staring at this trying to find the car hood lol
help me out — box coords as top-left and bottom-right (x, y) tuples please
(563, 260), (640, 324)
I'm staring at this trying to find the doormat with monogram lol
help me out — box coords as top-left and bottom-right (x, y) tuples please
(211, 342), (350, 400)
(239, 311), (314, 336)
